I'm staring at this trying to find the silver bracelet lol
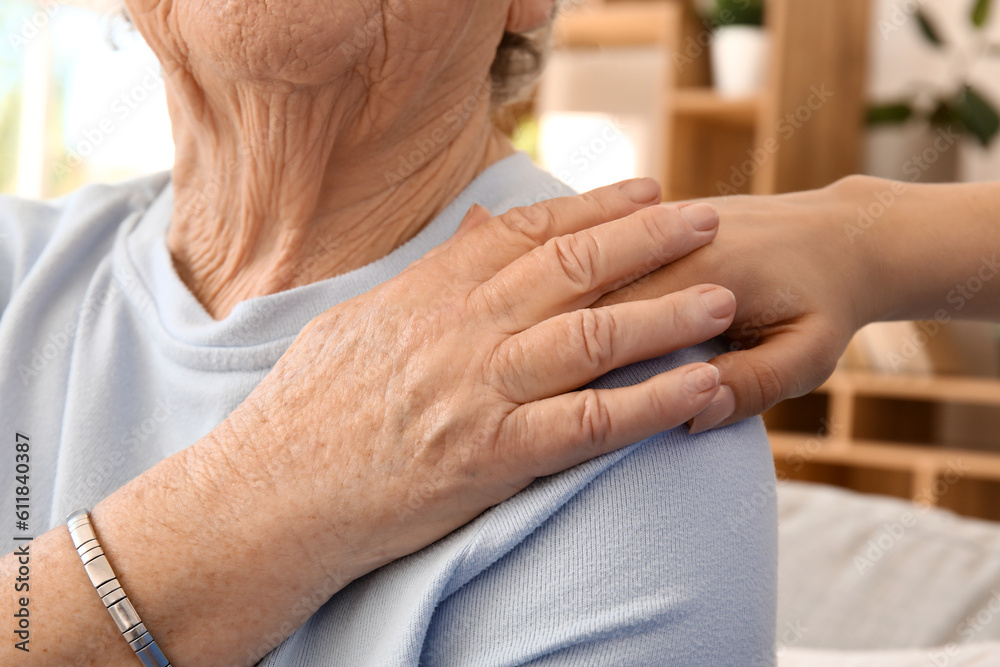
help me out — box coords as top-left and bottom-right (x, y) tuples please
(66, 509), (172, 667)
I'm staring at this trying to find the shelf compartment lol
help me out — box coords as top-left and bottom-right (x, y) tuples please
(774, 458), (914, 503)
(935, 477), (1000, 523)
(839, 371), (1000, 407)
(763, 392), (831, 437)
(664, 115), (757, 197)
(669, 89), (761, 126)
(851, 396), (938, 446)
(553, 2), (684, 49)
(769, 434), (1000, 483)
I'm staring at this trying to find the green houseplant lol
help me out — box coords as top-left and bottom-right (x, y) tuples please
(708, 0), (764, 28)
(868, 0), (1000, 149)
(707, 0), (768, 98)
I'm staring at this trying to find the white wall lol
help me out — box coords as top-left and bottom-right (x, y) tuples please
(868, 0), (1000, 182)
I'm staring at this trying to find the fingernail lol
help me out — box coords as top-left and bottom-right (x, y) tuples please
(685, 365), (720, 394)
(620, 178), (661, 203)
(689, 385), (736, 434)
(700, 287), (736, 319)
(680, 203), (719, 232)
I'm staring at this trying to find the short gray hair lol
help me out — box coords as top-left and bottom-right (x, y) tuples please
(490, 22), (554, 107)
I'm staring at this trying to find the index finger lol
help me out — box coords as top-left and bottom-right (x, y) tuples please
(447, 178), (662, 283)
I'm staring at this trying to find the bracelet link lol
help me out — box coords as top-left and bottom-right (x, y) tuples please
(66, 509), (172, 667)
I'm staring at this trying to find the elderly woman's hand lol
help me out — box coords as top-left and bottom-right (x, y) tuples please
(7, 179), (738, 667)
(218, 178), (735, 580)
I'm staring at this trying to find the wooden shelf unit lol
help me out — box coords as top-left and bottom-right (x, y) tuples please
(551, 0), (872, 199)
(765, 370), (1000, 522)
(550, 3), (1000, 522)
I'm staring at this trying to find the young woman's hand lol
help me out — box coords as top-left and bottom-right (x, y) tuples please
(601, 174), (1000, 432)
(597, 179), (876, 432)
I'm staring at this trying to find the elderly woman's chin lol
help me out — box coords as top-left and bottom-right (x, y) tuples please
(124, 0), (488, 86)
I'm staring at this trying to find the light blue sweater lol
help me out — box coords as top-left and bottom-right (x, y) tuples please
(0, 153), (776, 665)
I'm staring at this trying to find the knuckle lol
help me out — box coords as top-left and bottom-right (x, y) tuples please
(637, 206), (680, 257)
(575, 308), (617, 369)
(644, 382), (674, 419)
(500, 411), (548, 481)
(745, 358), (785, 412)
(485, 339), (527, 401)
(662, 295), (690, 332)
(501, 203), (558, 244)
(579, 189), (614, 219)
(473, 281), (518, 324)
(546, 233), (600, 293)
(658, 294), (706, 345)
(577, 388), (612, 452)
(793, 319), (844, 397)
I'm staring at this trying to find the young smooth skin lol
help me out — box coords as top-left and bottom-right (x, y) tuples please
(604, 175), (1000, 432)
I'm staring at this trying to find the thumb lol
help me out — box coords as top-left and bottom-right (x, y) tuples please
(421, 203), (493, 261)
(454, 203), (493, 239)
(689, 325), (841, 433)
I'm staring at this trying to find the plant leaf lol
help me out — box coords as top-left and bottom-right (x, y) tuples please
(955, 85), (1000, 147)
(709, 0), (764, 27)
(867, 102), (914, 125)
(972, 0), (993, 28)
(928, 100), (956, 127)
(916, 10), (943, 46)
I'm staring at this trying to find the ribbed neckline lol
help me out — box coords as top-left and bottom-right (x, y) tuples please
(113, 152), (571, 371)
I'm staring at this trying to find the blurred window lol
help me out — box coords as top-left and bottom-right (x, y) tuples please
(1, 0), (173, 199)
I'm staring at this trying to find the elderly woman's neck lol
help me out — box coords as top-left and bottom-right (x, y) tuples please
(166, 84), (513, 320)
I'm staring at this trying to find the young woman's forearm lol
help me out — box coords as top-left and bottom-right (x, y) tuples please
(860, 177), (1000, 324)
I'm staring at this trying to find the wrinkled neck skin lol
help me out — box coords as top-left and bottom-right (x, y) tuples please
(128, 1), (515, 319)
